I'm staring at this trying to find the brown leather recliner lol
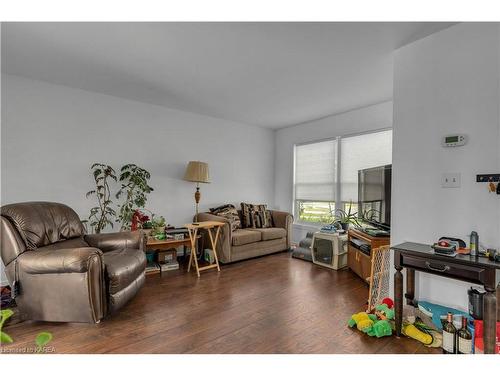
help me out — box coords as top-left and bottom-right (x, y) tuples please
(0, 201), (146, 323)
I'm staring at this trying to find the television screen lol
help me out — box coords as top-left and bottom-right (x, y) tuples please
(357, 165), (391, 230)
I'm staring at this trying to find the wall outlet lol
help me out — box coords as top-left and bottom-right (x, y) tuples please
(442, 173), (461, 188)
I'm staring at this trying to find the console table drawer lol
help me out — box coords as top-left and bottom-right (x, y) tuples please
(400, 254), (486, 284)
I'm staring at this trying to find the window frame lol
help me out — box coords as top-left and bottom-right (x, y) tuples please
(292, 127), (392, 226)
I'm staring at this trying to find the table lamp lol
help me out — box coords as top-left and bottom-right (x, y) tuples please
(183, 161), (210, 223)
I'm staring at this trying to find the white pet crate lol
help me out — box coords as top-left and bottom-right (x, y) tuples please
(311, 232), (348, 270)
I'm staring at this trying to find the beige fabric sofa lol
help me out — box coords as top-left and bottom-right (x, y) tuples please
(197, 210), (293, 263)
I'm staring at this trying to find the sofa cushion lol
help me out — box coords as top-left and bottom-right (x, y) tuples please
(252, 205), (273, 228)
(248, 227), (286, 241)
(231, 229), (262, 246)
(240, 203), (272, 228)
(240, 203), (254, 228)
(209, 204), (241, 231)
(102, 248), (146, 295)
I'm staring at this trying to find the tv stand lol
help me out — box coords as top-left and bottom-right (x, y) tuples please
(347, 228), (390, 282)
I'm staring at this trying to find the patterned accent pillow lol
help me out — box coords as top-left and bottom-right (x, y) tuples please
(240, 203), (273, 229)
(240, 202), (254, 228)
(252, 204), (273, 228)
(209, 204), (241, 231)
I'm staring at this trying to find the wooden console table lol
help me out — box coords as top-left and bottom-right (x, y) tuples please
(184, 221), (224, 277)
(393, 242), (500, 354)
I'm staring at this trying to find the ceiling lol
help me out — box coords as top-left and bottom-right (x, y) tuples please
(1, 22), (455, 129)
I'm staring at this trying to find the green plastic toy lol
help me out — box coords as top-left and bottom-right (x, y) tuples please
(375, 303), (395, 320)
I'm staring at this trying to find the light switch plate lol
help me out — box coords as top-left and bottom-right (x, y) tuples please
(442, 173), (461, 188)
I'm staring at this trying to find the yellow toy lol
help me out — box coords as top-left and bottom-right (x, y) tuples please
(402, 323), (433, 345)
(348, 312), (375, 332)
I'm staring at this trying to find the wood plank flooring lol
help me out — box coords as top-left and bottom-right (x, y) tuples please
(2, 251), (439, 354)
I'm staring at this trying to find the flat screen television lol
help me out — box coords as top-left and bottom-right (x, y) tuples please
(357, 164), (391, 231)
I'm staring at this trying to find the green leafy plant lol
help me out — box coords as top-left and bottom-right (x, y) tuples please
(115, 164), (154, 231)
(332, 201), (361, 229)
(150, 216), (167, 239)
(85, 163), (117, 233)
(1, 309), (14, 344)
(151, 215), (166, 231)
(35, 332), (53, 353)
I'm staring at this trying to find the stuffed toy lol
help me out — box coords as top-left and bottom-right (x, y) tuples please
(366, 320), (393, 338)
(381, 297), (394, 309)
(348, 312), (375, 332)
(375, 303), (395, 320)
(402, 306), (443, 348)
(402, 323), (433, 345)
(348, 312), (393, 338)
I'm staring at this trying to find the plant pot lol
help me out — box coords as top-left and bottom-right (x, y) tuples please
(340, 223), (349, 231)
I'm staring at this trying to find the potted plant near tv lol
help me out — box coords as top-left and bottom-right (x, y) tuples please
(332, 202), (361, 231)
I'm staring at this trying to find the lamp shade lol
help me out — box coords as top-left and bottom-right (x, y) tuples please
(183, 161), (210, 183)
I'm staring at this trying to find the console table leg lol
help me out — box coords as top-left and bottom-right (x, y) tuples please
(394, 265), (403, 337)
(497, 282), (499, 322)
(406, 268), (415, 306)
(484, 287), (497, 354)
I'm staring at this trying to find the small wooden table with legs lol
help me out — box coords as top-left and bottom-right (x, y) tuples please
(184, 221), (224, 277)
(393, 242), (500, 354)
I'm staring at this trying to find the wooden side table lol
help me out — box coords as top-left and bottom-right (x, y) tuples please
(184, 221), (224, 277)
(145, 236), (195, 275)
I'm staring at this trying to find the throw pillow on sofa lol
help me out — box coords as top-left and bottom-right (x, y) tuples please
(252, 204), (273, 228)
(209, 204), (241, 231)
(240, 202), (253, 228)
(240, 203), (273, 229)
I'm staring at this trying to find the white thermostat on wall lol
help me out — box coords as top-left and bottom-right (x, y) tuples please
(442, 134), (468, 147)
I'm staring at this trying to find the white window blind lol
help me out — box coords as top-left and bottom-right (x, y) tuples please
(294, 140), (336, 201)
(340, 130), (392, 202)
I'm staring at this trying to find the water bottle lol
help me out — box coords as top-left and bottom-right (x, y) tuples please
(470, 231), (478, 257)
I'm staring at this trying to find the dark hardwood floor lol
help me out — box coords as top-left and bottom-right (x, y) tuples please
(2, 251), (439, 354)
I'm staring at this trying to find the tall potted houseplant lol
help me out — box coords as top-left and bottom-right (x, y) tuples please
(115, 164), (154, 231)
(85, 163), (117, 233)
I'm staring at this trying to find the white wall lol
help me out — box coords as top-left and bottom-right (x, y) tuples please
(1, 74), (276, 284)
(274, 101), (393, 242)
(392, 23), (500, 310)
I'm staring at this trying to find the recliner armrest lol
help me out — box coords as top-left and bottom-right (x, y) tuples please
(19, 247), (102, 274)
(84, 231), (144, 253)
